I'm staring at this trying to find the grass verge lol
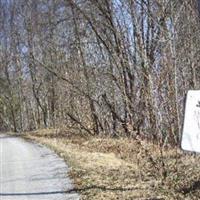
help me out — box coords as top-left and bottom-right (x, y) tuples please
(12, 129), (200, 200)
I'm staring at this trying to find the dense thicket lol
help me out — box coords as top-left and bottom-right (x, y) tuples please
(0, 0), (200, 145)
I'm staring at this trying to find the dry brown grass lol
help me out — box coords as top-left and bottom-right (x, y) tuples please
(14, 129), (200, 200)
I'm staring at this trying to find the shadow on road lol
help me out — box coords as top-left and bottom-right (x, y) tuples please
(0, 186), (136, 196)
(0, 186), (164, 200)
(0, 190), (75, 196)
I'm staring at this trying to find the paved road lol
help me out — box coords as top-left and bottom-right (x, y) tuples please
(0, 134), (79, 200)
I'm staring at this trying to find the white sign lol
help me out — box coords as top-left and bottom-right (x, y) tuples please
(181, 90), (200, 153)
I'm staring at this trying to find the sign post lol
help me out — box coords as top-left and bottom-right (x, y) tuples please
(181, 90), (200, 153)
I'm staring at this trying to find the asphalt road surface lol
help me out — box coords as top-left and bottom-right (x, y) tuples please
(0, 134), (79, 200)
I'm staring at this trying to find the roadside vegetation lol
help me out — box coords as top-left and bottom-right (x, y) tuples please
(12, 128), (200, 200)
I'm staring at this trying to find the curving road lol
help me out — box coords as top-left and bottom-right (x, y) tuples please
(0, 134), (79, 200)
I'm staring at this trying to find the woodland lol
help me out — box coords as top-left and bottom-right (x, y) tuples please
(0, 0), (200, 146)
